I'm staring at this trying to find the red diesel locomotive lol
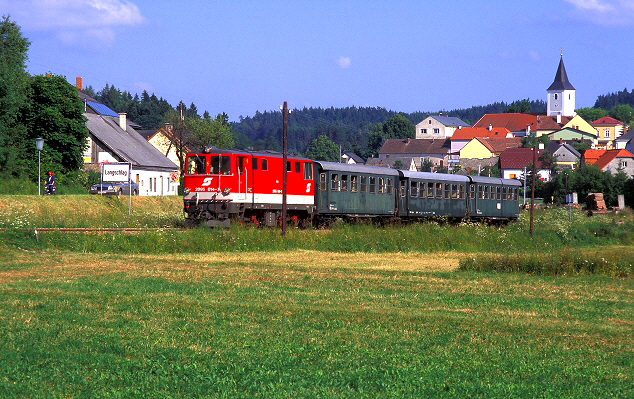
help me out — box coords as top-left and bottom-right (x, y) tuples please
(183, 148), (315, 227)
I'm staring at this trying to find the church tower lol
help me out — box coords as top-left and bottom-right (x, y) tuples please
(546, 55), (576, 116)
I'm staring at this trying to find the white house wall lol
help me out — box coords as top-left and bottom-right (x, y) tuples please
(131, 169), (179, 196)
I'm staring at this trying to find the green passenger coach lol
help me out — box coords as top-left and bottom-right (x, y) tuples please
(314, 161), (400, 223)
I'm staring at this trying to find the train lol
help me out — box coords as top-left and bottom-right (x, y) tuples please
(182, 148), (522, 227)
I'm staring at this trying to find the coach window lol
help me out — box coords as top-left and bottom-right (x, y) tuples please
(470, 185), (476, 199)
(503, 187), (508, 200)
(378, 177), (385, 194)
(444, 184), (451, 199)
(304, 163), (313, 180)
(427, 182), (434, 197)
(387, 179), (393, 195)
(261, 159), (268, 171)
(400, 181), (406, 197)
(369, 176), (377, 193)
(187, 156), (206, 174)
(496, 186), (502, 200)
(420, 182), (427, 198)
(360, 176), (367, 192)
(451, 184), (458, 199)
(331, 173), (340, 191)
(410, 181), (418, 198)
(435, 183), (443, 199)
(479, 186), (485, 199)
(319, 173), (327, 191)
(341, 174), (349, 191)
(513, 187), (519, 200)
(351, 175), (358, 192)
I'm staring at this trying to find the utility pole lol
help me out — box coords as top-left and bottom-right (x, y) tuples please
(282, 101), (288, 237)
(529, 146), (537, 236)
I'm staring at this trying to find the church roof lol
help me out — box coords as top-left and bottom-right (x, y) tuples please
(547, 57), (575, 91)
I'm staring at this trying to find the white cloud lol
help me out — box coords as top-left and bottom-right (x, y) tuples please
(0, 0), (145, 47)
(336, 56), (352, 69)
(564, 0), (634, 25)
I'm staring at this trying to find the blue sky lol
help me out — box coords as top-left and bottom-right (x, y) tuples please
(3, 0), (634, 121)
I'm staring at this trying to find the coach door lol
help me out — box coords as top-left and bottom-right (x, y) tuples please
(236, 155), (250, 200)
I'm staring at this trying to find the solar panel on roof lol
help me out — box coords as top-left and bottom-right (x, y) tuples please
(87, 101), (119, 117)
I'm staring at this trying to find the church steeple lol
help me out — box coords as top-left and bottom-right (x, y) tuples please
(548, 57), (575, 91)
(546, 54), (576, 117)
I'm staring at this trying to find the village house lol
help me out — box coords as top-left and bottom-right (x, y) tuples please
(591, 116), (625, 149)
(582, 149), (634, 177)
(79, 87), (179, 196)
(546, 141), (581, 170)
(459, 136), (522, 171)
(498, 147), (553, 181)
(415, 115), (470, 139)
(377, 138), (450, 171)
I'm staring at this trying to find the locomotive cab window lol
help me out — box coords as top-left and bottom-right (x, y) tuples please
(252, 158), (259, 170)
(210, 156), (231, 175)
(304, 163), (313, 180)
(261, 159), (268, 171)
(295, 162), (301, 173)
(187, 156), (206, 174)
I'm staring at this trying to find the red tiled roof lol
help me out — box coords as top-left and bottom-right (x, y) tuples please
(473, 113), (537, 132)
(451, 127), (512, 140)
(591, 116), (623, 125)
(498, 147), (548, 169)
(378, 138), (450, 155)
(585, 149), (634, 170)
(535, 115), (572, 130)
(474, 137), (522, 153)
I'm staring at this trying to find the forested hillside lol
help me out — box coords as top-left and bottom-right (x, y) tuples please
(594, 88), (634, 109)
(230, 100), (547, 157)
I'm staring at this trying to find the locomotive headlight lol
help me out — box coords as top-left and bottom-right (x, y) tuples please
(184, 187), (191, 194)
(222, 187), (231, 196)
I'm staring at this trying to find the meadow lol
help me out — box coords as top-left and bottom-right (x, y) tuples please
(0, 195), (632, 398)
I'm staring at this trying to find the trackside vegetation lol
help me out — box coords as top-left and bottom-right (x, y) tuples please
(0, 195), (633, 397)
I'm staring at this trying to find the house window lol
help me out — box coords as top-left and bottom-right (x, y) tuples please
(433, 128), (440, 134)
(604, 128), (610, 139)
(421, 129), (427, 134)
(621, 161), (628, 168)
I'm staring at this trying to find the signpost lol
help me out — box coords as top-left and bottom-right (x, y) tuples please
(101, 162), (132, 214)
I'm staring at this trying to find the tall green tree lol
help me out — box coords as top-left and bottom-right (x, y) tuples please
(383, 114), (415, 139)
(25, 74), (89, 173)
(575, 107), (607, 123)
(0, 15), (31, 176)
(608, 104), (634, 128)
(505, 99), (531, 113)
(305, 134), (339, 161)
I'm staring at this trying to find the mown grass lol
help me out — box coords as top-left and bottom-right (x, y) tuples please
(0, 250), (632, 398)
(0, 196), (633, 397)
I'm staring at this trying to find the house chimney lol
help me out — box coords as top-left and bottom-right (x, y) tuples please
(488, 124), (492, 131)
(118, 113), (127, 130)
(75, 76), (83, 90)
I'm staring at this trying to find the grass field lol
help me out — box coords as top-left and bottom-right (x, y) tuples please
(0, 195), (633, 398)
